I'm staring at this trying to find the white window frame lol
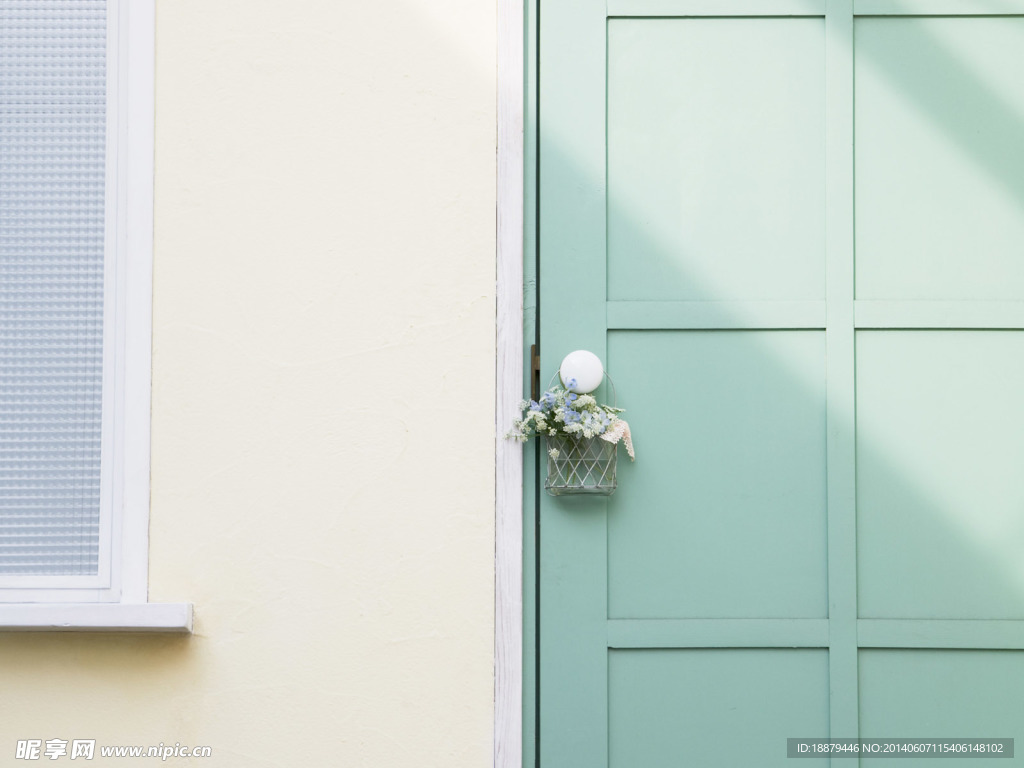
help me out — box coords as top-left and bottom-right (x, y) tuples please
(0, 0), (191, 631)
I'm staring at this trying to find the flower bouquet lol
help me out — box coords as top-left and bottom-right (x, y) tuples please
(507, 379), (634, 496)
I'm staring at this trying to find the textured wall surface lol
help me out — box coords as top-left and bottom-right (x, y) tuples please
(0, 1), (497, 765)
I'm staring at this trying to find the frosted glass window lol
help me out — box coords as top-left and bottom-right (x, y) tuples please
(0, 1), (107, 575)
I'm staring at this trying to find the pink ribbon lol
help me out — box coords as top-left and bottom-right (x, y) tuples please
(600, 420), (634, 460)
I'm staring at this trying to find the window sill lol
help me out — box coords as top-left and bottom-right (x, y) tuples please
(0, 603), (193, 633)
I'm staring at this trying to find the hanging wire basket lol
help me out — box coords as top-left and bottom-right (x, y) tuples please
(545, 432), (617, 496)
(543, 370), (619, 496)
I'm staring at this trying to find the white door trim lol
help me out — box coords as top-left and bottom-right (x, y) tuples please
(495, 0), (525, 764)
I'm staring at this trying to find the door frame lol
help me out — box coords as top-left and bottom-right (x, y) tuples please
(495, 0), (529, 766)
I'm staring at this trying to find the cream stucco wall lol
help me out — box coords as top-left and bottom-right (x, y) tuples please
(0, 1), (497, 765)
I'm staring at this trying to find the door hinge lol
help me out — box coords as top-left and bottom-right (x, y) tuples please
(529, 344), (541, 402)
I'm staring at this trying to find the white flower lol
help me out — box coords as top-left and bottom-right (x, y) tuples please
(548, 448), (560, 459)
(506, 383), (629, 449)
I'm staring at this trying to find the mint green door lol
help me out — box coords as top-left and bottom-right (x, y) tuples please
(538, 2), (1024, 766)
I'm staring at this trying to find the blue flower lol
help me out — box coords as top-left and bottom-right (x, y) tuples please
(581, 411), (607, 435)
(567, 377), (578, 389)
(529, 400), (542, 412)
(566, 392), (578, 404)
(540, 391), (556, 410)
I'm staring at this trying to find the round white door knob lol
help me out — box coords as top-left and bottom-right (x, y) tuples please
(559, 350), (604, 394)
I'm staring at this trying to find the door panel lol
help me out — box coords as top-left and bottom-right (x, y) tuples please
(607, 19), (826, 301)
(857, 331), (1024, 620)
(538, 1), (1024, 765)
(610, 649), (830, 768)
(859, 650), (1024, 762)
(607, 330), (828, 619)
(855, 17), (1024, 300)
